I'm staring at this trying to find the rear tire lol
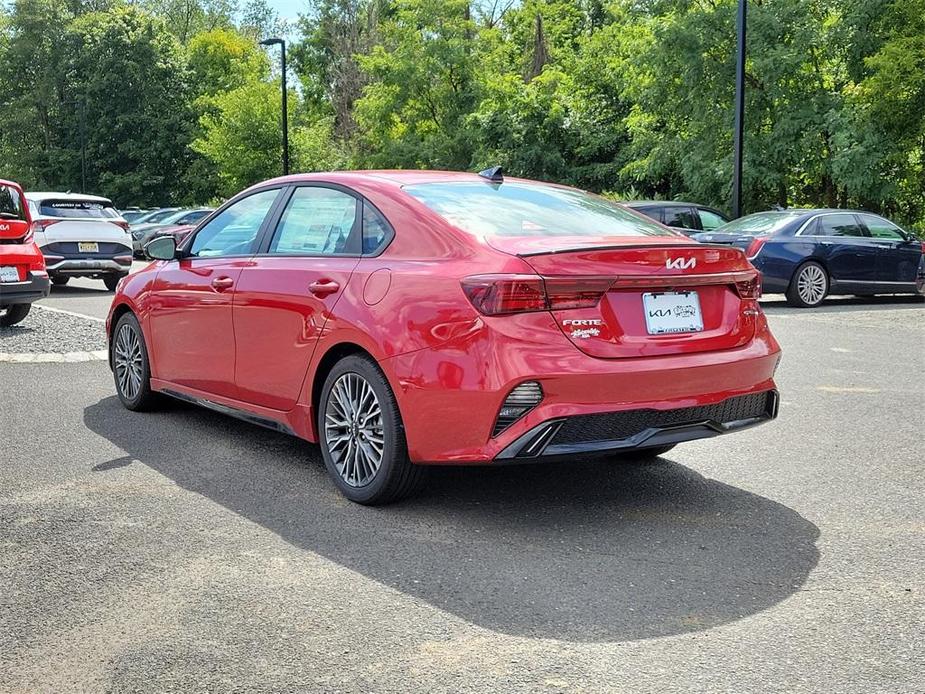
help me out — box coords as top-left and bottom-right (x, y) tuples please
(112, 312), (161, 411)
(104, 274), (126, 292)
(318, 354), (426, 505)
(0, 304), (31, 327)
(786, 261), (829, 308)
(51, 276), (70, 286)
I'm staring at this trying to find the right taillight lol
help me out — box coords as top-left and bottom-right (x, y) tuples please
(461, 275), (611, 316)
(30, 219), (60, 236)
(745, 236), (768, 259)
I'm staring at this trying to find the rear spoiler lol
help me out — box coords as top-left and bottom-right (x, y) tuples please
(517, 242), (742, 257)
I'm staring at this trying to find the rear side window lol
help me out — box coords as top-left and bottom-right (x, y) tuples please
(816, 214), (864, 237)
(698, 209), (727, 231)
(362, 203), (391, 254)
(269, 187), (358, 255)
(0, 185), (27, 221)
(404, 182), (674, 238)
(38, 198), (118, 219)
(662, 206), (699, 230)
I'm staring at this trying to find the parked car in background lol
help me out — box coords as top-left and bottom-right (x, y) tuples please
(0, 180), (49, 326)
(120, 209), (152, 223)
(623, 200), (730, 236)
(692, 209), (925, 307)
(147, 224), (196, 248)
(131, 208), (213, 256)
(108, 170), (780, 505)
(25, 192), (132, 291)
(128, 208), (179, 228)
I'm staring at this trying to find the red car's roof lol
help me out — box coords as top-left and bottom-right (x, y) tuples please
(255, 170), (567, 189)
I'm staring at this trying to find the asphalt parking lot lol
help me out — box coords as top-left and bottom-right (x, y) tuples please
(1, 274), (923, 693)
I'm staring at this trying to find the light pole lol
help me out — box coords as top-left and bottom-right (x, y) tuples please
(731, 0), (747, 218)
(260, 37), (289, 176)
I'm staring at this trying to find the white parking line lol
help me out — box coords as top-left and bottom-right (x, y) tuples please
(32, 304), (107, 323)
(0, 350), (108, 363)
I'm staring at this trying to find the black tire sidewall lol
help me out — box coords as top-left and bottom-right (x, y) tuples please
(112, 312), (154, 410)
(317, 355), (408, 504)
(0, 303), (31, 326)
(104, 274), (126, 292)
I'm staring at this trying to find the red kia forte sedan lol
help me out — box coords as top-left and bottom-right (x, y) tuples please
(107, 169), (781, 504)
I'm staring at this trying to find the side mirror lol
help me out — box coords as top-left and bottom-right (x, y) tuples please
(144, 235), (177, 261)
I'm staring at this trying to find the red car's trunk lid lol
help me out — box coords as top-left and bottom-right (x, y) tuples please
(512, 241), (761, 359)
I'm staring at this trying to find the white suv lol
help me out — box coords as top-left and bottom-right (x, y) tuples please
(26, 192), (133, 291)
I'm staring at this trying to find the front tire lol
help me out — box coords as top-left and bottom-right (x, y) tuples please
(0, 304), (31, 327)
(318, 354), (426, 505)
(51, 276), (70, 286)
(786, 261), (829, 308)
(112, 312), (160, 411)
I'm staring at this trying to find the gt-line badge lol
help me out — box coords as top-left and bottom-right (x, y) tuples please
(563, 318), (602, 339)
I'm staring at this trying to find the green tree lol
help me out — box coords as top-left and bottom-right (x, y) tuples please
(352, 0), (481, 169)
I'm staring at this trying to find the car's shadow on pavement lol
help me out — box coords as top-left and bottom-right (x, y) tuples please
(84, 396), (819, 643)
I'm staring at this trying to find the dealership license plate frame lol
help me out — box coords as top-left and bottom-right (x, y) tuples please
(642, 291), (704, 335)
(0, 265), (20, 283)
(78, 242), (99, 253)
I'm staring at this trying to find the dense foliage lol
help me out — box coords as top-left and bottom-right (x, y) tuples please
(1, 0), (923, 227)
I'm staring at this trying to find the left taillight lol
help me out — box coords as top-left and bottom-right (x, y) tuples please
(461, 275), (611, 316)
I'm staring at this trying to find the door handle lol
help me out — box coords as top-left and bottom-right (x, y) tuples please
(211, 276), (234, 291)
(309, 279), (340, 297)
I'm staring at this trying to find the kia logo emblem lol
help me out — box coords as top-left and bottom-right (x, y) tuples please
(666, 257), (696, 270)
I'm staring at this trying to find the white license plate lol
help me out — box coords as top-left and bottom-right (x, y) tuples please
(78, 242), (99, 253)
(642, 291), (704, 335)
(0, 266), (19, 282)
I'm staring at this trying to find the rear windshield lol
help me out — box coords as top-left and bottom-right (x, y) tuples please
(714, 211), (805, 236)
(403, 182), (676, 238)
(0, 185), (27, 221)
(38, 198), (119, 219)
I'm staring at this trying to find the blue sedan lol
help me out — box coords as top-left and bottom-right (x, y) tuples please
(692, 209), (925, 307)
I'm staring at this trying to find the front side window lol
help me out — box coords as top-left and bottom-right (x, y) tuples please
(662, 207), (699, 230)
(0, 185), (26, 221)
(816, 214), (864, 237)
(404, 182), (675, 238)
(698, 209), (727, 231)
(860, 214), (905, 240)
(269, 187), (358, 255)
(189, 189), (279, 257)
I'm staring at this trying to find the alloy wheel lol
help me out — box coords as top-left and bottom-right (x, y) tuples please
(797, 264), (827, 305)
(324, 372), (385, 487)
(114, 323), (144, 401)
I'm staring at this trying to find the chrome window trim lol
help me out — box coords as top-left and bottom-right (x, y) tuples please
(795, 212), (865, 238)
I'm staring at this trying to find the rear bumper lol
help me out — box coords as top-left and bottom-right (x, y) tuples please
(40, 242), (133, 275)
(0, 272), (50, 306)
(385, 312), (782, 464)
(496, 390), (778, 461)
(44, 257), (132, 275)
